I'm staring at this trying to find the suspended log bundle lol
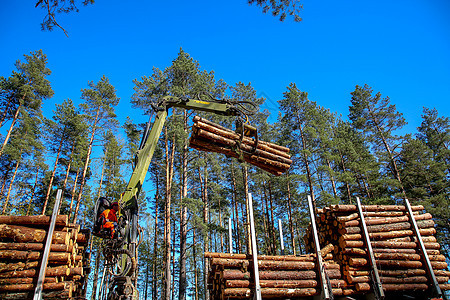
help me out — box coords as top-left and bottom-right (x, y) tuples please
(189, 116), (291, 175)
(304, 204), (450, 296)
(205, 246), (345, 299)
(0, 215), (90, 299)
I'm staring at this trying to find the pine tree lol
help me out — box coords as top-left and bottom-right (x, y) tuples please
(73, 75), (119, 223)
(0, 50), (53, 157)
(349, 84), (407, 200)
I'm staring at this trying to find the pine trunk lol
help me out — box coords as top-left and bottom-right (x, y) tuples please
(42, 137), (64, 215)
(73, 108), (100, 223)
(286, 179), (296, 255)
(179, 110), (188, 300)
(0, 103), (21, 157)
(2, 158), (20, 214)
(68, 170), (80, 220)
(163, 128), (175, 300)
(26, 167), (40, 216)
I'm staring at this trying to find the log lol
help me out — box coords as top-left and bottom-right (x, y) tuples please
(382, 283), (428, 291)
(0, 277), (57, 285)
(192, 116), (290, 154)
(354, 283), (371, 292)
(0, 242), (71, 252)
(0, 281), (71, 292)
(221, 269), (341, 280)
(340, 220), (435, 235)
(190, 139), (284, 176)
(0, 215), (68, 227)
(191, 137), (288, 175)
(346, 275), (369, 284)
(225, 279), (318, 288)
(331, 204), (424, 212)
(349, 258), (447, 269)
(340, 228), (436, 242)
(206, 252), (317, 261)
(0, 250), (71, 264)
(222, 287), (317, 298)
(0, 225), (69, 244)
(0, 266), (70, 278)
(342, 213), (432, 227)
(0, 261), (39, 273)
(320, 243), (334, 257)
(380, 276), (449, 284)
(211, 258), (316, 270)
(193, 124), (293, 165)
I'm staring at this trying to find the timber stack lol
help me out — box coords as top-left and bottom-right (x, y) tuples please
(0, 215), (90, 299)
(205, 244), (346, 299)
(189, 116), (291, 176)
(304, 204), (450, 296)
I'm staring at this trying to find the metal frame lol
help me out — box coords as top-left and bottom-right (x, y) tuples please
(355, 197), (385, 300)
(307, 195), (333, 300)
(33, 189), (62, 300)
(404, 198), (442, 299)
(248, 193), (262, 300)
(278, 219), (285, 255)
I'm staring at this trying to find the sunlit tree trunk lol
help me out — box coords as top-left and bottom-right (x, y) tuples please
(42, 137), (64, 214)
(2, 159), (20, 214)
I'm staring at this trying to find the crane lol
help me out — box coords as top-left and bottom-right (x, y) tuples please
(94, 94), (258, 300)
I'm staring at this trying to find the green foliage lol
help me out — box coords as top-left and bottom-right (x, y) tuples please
(248, 0), (303, 21)
(35, 0), (94, 36)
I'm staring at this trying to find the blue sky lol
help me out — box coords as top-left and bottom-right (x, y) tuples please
(1, 0), (450, 134)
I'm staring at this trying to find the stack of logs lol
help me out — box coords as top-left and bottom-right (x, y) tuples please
(304, 204), (450, 296)
(0, 215), (90, 299)
(206, 244), (348, 299)
(189, 116), (291, 176)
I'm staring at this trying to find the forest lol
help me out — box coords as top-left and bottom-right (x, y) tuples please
(0, 48), (449, 300)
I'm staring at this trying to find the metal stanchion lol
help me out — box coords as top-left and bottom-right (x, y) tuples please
(33, 189), (62, 300)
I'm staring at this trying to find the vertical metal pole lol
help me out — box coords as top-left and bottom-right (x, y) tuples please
(229, 217), (233, 254)
(248, 193), (262, 300)
(278, 219), (285, 255)
(98, 265), (107, 300)
(356, 197), (385, 300)
(404, 198), (442, 298)
(34, 189), (62, 300)
(307, 195), (332, 300)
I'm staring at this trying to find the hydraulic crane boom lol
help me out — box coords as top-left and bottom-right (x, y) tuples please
(102, 94), (252, 300)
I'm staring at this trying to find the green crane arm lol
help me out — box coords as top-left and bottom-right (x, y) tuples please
(120, 95), (237, 211)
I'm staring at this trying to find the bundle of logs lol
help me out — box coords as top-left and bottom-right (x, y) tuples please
(189, 116), (291, 176)
(304, 204), (450, 296)
(0, 215), (90, 299)
(205, 244), (348, 299)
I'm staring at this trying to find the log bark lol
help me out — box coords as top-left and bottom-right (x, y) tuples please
(225, 279), (318, 288)
(0, 242), (71, 253)
(339, 220), (435, 235)
(0, 225), (69, 244)
(0, 281), (72, 292)
(222, 287), (317, 298)
(0, 266), (70, 278)
(0, 250), (71, 264)
(331, 204), (424, 212)
(0, 215), (68, 227)
(342, 213), (432, 227)
(0, 277), (57, 285)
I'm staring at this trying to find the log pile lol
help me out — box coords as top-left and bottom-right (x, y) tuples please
(304, 204), (450, 296)
(189, 116), (291, 176)
(0, 215), (90, 299)
(205, 245), (346, 299)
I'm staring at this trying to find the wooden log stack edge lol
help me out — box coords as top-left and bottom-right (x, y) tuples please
(0, 215), (90, 299)
(206, 205), (449, 299)
(303, 204), (449, 297)
(204, 245), (343, 299)
(189, 116), (291, 176)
